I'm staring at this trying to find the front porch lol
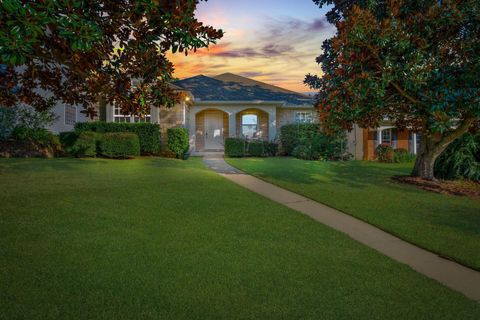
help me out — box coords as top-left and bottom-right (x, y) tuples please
(189, 102), (280, 152)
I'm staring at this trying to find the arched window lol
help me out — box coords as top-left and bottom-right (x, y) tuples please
(242, 114), (258, 138)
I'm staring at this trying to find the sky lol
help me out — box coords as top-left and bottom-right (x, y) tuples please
(167, 0), (335, 93)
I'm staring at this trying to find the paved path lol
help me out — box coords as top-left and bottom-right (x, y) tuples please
(203, 153), (480, 303)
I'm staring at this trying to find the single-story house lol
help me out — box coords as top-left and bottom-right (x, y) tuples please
(46, 72), (419, 159)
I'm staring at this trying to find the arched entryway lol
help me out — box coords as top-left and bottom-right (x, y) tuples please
(195, 109), (229, 151)
(236, 108), (269, 140)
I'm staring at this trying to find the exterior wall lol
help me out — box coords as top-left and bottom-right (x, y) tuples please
(235, 108), (269, 140)
(277, 108), (318, 127)
(346, 124), (364, 160)
(159, 102), (185, 145)
(47, 102), (90, 133)
(362, 127), (414, 160)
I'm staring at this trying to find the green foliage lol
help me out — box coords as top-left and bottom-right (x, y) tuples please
(99, 132), (140, 159)
(280, 123), (321, 155)
(435, 133), (480, 181)
(292, 144), (313, 160)
(75, 122), (160, 155)
(393, 148), (416, 163)
(69, 131), (98, 158)
(59, 131), (79, 150)
(11, 127), (60, 150)
(263, 141), (278, 157)
(225, 138), (246, 157)
(247, 140), (265, 157)
(167, 128), (189, 159)
(0, 107), (16, 139)
(375, 144), (394, 163)
(0, 1), (223, 114)
(307, 0), (480, 177)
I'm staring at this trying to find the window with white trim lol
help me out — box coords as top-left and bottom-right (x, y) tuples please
(242, 114), (258, 138)
(113, 104), (151, 123)
(64, 105), (77, 126)
(295, 111), (313, 123)
(381, 129), (391, 144)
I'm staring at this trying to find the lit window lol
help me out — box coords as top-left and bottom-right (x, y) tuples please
(242, 114), (258, 138)
(113, 104), (150, 123)
(295, 111), (313, 123)
(64, 105), (76, 126)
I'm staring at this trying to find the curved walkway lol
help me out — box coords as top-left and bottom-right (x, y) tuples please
(203, 153), (480, 303)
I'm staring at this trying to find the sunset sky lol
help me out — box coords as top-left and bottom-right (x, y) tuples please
(168, 0), (335, 93)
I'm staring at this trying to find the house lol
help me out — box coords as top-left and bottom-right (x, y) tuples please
(48, 73), (318, 154)
(46, 72), (419, 159)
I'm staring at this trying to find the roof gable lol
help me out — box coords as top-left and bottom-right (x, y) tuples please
(173, 74), (312, 106)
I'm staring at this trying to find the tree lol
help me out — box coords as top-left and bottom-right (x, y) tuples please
(306, 0), (479, 180)
(0, 0), (223, 117)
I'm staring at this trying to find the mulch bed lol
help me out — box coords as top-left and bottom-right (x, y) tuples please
(392, 175), (480, 199)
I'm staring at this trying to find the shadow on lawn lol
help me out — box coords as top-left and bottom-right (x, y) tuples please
(0, 157), (111, 173)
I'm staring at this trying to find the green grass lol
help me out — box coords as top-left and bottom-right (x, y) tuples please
(226, 157), (480, 271)
(1, 158), (479, 319)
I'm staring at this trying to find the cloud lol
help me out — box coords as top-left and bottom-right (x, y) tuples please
(262, 44), (294, 56)
(238, 71), (276, 78)
(308, 18), (328, 31)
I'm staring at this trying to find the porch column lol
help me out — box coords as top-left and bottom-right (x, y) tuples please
(150, 105), (160, 124)
(106, 104), (114, 122)
(189, 110), (196, 152)
(377, 129), (383, 145)
(228, 112), (236, 137)
(268, 108), (277, 141)
(413, 133), (417, 154)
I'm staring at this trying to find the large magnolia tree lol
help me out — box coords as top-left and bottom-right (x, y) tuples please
(0, 0), (222, 117)
(306, 0), (479, 180)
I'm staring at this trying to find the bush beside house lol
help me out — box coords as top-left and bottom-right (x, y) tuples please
(68, 131), (98, 157)
(167, 128), (189, 159)
(281, 123), (349, 161)
(75, 122), (160, 155)
(99, 132), (140, 158)
(225, 138), (277, 158)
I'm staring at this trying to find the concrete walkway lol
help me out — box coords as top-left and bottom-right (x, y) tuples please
(203, 153), (480, 303)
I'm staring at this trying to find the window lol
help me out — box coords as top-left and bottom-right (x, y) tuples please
(64, 105), (76, 126)
(381, 129), (391, 144)
(113, 104), (151, 123)
(295, 111), (313, 123)
(242, 114), (258, 139)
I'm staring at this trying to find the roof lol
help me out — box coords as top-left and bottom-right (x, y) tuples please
(173, 73), (313, 106)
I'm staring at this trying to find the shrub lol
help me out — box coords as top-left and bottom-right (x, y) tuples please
(69, 131), (98, 157)
(393, 148), (416, 163)
(280, 123), (320, 155)
(264, 141), (278, 157)
(75, 122), (160, 155)
(225, 138), (246, 157)
(292, 144), (313, 160)
(0, 107), (16, 139)
(375, 144), (394, 162)
(247, 140), (265, 157)
(435, 133), (479, 181)
(11, 127), (61, 150)
(99, 132), (140, 159)
(167, 128), (189, 159)
(59, 131), (79, 150)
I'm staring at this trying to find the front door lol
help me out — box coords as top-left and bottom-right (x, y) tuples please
(205, 112), (224, 150)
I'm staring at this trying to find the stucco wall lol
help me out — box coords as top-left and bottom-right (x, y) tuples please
(47, 102), (90, 133)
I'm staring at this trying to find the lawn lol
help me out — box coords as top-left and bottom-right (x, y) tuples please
(1, 157), (479, 319)
(226, 157), (480, 271)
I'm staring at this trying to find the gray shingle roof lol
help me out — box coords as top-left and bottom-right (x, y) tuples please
(173, 74), (313, 106)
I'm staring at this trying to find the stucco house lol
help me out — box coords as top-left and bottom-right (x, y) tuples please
(46, 72), (419, 159)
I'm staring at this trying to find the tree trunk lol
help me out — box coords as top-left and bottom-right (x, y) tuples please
(411, 117), (475, 180)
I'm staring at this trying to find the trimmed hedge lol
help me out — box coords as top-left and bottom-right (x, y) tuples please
(167, 128), (189, 159)
(75, 122), (160, 155)
(69, 131), (98, 157)
(225, 138), (278, 157)
(225, 138), (246, 157)
(59, 131), (79, 150)
(280, 123), (321, 155)
(247, 140), (265, 157)
(99, 132), (140, 159)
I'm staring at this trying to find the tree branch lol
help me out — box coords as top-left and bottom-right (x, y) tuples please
(390, 81), (421, 105)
